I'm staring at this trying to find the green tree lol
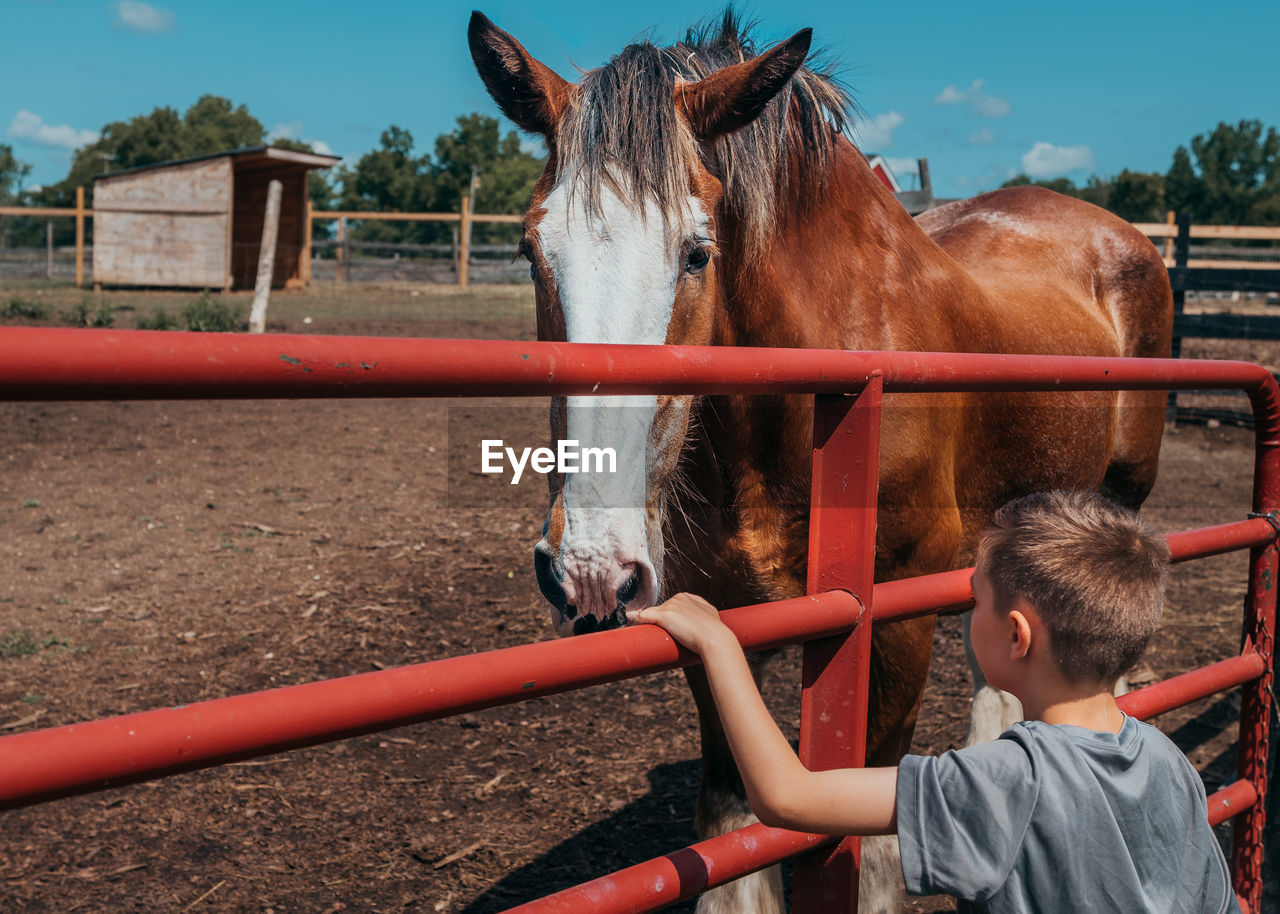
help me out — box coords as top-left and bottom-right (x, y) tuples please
(1002, 173), (1086, 197)
(333, 115), (544, 247)
(1108, 170), (1166, 223)
(182, 95), (263, 154)
(37, 95), (265, 208)
(432, 113), (543, 242)
(17, 95), (268, 246)
(0, 144), (31, 204)
(0, 143), (33, 249)
(1165, 120), (1280, 225)
(1001, 171), (1172, 222)
(337, 126), (437, 244)
(1164, 146), (1201, 218)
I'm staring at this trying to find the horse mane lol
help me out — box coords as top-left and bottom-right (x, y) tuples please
(557, 10), (852, 254)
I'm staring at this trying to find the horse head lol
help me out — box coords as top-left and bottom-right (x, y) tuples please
(468, 12), (812, 636)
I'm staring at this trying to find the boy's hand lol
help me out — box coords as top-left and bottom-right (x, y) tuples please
(626, 593), (734, 656)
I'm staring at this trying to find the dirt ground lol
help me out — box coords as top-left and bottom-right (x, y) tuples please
(0, 284), (1275, 912)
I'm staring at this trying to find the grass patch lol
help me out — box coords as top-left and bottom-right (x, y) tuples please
(0, 281), (536, 333)
(4, 296), (49, 320)
(1, 630), (40, 657)
(61, 298), (115, 328)
(0, 630), (85, 658)
(182, 291), (241, 332)
(135, 306), (179, 330)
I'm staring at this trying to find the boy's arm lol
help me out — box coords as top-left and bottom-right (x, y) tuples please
(629, 594), (898, 836)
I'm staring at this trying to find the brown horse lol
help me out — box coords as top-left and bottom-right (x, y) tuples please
(469, 11), (1172, 912)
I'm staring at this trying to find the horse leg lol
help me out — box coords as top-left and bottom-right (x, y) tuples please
(1100, 389), (1166, 511)
(684, 659), (785, 914)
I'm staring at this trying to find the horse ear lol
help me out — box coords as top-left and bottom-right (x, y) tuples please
(468, 11), (571, 138)
(676, 28), (813, 142)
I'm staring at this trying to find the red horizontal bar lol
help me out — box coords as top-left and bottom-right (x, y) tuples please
(503, 823), (833, 914)
(0, 328), (1275, 407)
(871, 519), (1278, 624)
(1167, 519), (1279, 562)
(510, 778), (1261, 913)
(873, 569), (975, 622)
(0, 592), (861, 809)
(1207, 779), (1258, 827)
(4, 513), (1271, 809)
(1117, 653), (1266, 721)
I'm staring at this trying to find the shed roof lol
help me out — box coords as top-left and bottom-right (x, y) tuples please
(93, 146), (340, 183)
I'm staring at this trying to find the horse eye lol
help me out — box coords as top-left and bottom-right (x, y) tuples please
(517, 241), (538, 282)
(685, 245), (711, 275)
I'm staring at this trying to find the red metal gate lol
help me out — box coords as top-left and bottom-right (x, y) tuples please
(0, 327), (1274, 912)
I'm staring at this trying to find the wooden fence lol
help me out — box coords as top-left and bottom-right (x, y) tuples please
(4, 196), (1279, 295)
(0, 193), (521, 291)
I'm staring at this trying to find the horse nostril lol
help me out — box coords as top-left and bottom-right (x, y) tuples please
(617, 571), (640, 607)
(534, 545), (575, 618)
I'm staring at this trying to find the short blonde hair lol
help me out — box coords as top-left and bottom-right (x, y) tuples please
(975, 490), (1170, 684)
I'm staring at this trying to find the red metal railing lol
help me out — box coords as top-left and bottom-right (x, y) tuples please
(0, 327), (1274, 912)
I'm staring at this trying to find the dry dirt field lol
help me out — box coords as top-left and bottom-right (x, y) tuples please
(0, 282), (1275, 912)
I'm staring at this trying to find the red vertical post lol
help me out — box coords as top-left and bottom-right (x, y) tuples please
(1231, 416), (1280, 910)
(793, 375), (882, 913)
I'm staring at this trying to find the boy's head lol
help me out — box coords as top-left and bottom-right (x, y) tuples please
(975, 490), (1170, 685)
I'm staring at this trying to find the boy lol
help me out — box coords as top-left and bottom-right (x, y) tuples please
(627, 490), (1239, 913)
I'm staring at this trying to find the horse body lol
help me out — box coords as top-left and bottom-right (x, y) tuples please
(469, 12), (1171, 911)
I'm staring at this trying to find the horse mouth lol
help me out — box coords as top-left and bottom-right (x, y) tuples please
(534, 542), (654, 636)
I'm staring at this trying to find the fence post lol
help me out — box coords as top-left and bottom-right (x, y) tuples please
(74, 186), (85, 289)
(1231, 425), (1280, 910)
(45, 222), (53, 280)
(248, 180), (283, 334)
(302, 198), (313, 288)
(793, 375), (882, 913)
(335, 217), (346, 284)
(343, 219), (352, 282)
(459, 195), (472, 290)
(1165, 212), (1192, 424)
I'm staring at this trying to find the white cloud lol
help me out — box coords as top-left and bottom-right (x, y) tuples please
(114, 1), (175, 33)
(269, 120), (304, 141)
(855, 111), (905, 151)
(1022, 141), (1095, 178)
(7, 110), (99, 149)
(969, 126), (995, 145)
(267, 121), (335, 158)
(885, 157), (919, 182)
(933, 79), (1010, 117)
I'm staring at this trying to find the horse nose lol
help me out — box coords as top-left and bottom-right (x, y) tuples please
(614, 560), (657, 615)
(533, 542), (577, 621)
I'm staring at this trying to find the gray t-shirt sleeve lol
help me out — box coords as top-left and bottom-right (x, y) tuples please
(896, 738), (1040, 900)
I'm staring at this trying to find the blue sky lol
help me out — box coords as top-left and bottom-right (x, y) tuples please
(6, 0), (1278, 200)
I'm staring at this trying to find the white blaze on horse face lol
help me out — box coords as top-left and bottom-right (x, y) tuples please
(536, 174), (707, 631)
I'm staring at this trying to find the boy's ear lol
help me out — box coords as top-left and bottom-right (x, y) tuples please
(1007, 608), (1034, 661)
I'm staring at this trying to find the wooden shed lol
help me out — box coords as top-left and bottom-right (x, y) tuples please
(92, 147), (339, 289)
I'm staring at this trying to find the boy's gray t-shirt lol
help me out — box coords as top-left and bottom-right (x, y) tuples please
(896, 716), (1238, 913)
